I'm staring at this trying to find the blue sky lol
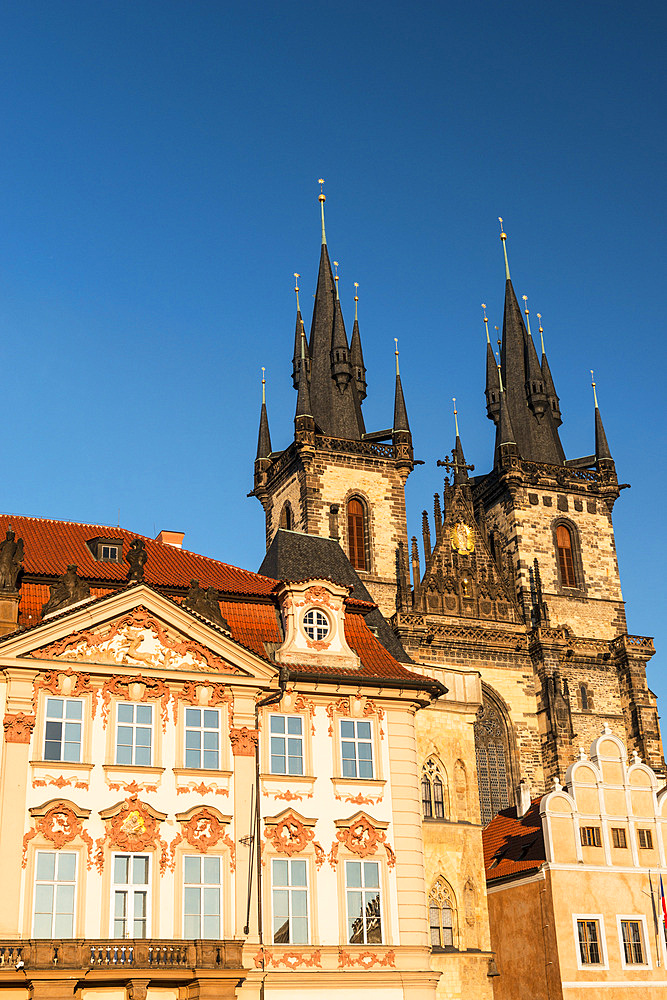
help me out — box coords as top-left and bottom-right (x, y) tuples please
(0, 2), (665, 710)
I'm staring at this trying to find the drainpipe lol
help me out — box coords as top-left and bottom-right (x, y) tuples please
(253, 664), (289, 1000)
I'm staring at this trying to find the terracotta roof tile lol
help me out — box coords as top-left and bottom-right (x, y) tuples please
(482, 798), (545, 883)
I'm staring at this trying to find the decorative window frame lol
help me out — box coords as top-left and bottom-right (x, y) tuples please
(22, 798), (92, 939)
(328, 697), (386, 803)
(552, 518), (586, 596)
(572, 913), (609, 971)
(169, 806), (234, 939)
(260, 692), (316, 801)
(421, 756), (449, 821)
(172, 681), (233, 776)
(103, 695), (166, 791)
(344, 492), (372, 575)
(108, 849), (153, 940)
(274, 581), (360, 672)
(332, 812), (394, 948)
(262, 809), (325, 946)
(30, 672), (97, 790)
(95, 796), (169, 878)
(428, 876), (458, 952)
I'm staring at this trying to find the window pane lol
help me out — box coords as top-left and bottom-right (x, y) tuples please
(346, 862), (362, 887)
(184, 886), (201, 916)
(287, 755), (303, 775)
(204, 857), (220, 884)
(287, 717), (302, 735)
(270, 715), (285, 734)
(35, 883), (54, 920)
(114, 891), (127, 918)
(184, 913), (199, 938)
(186, 748), (201, 768)
(271, 754), (286, 774)
(47, 699), (63, 718)
(135, 727), (151, 747)
(340, 720), (355, 738)
(57, 853), (76, 882)
(272, 860), (288, 886)
(292, 915), (308, 944)
(184, 856), (200, 884)
(359, 759), (374, 779)
(203, 749), (219, 769)
(347, 890), (363, 943)
(203, 731), (219, 750)
(36, 852), (55, 881)
(291, 860), (307, 887)
(186, 730), (201, 749)
(185, 708), (201, 727)
(364, 862), (380, 887)
(203, 913), (220, 938)
(135, 745), (151, 766)
(136, 706), (152, 725)
(133, 856), (149, 885)
(357, 721), (371, 740)
(203, 710), (218, 729)
(33, 912), (52, 938)
(203, 887), (220, 917)
(117, 704), (133, 723)
(65, 701), (82, 720)
(342, 757), (357, 778)
(114, 856), (129, 885)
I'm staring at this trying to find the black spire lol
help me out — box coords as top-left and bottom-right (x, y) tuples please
(393, 342), (410, 433)
(256, 369), (272, 460)
(497, 222), (565, 466)
(349, 283), (367, 402)
(592, 374), (613, 465)
(494, 364), (519, 469)
(483, 306), (500, 423)
(451, 401), (469, 485)
(305, 185), (364, 440)
(291, 274), (309, 390)
(537, 314), (562, 426)
(295, 324), (312, 419)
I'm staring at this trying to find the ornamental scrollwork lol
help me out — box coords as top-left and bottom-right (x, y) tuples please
(22, 802), (93, 869)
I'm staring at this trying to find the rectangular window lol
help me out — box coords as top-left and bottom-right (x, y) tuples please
(101, 544), (119, 561)
(621, 920), (646, 965)
(44, 698), (82, 762)
(272, 858), (308, 944)
(270, 715), (304, 775)
(112, 854), (150, 938)
(185, 708), (220, 769)
(340, 719), (373, 779)
(638, 829), (654, 850)
(611, 827), (627, 849)
(580, 826), (602, 848)
(183, 855), (220, 938)
(116, 703), (152, 766)
(33, 851), (77, 938)
(577, 919), (602, 965)
(346, 860), (382, 944)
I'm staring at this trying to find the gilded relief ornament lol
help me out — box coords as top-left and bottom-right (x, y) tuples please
(451, 522), (474, 554)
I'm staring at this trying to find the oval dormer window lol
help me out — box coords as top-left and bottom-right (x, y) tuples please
(303, 609), (330, 642)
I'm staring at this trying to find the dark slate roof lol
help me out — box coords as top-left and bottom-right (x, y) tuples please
(258, 529), (412, 663)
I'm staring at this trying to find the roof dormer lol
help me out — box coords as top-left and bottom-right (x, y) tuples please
(274, 578), (360, 671)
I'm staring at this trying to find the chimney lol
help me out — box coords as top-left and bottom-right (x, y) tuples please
(156, 530), (185, 549)
(516, 779), (532, 818)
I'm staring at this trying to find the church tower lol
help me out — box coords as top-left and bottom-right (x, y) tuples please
(252, 185), (414, 617)
(396, 220), (663, 823)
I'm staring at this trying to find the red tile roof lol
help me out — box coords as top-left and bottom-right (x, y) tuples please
(1, 514), (276, 596)
(482, 798), (546, 883)
(3, 514), (437, 690)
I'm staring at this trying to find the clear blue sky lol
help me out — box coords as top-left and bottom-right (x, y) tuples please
(0, 3), (665, 713)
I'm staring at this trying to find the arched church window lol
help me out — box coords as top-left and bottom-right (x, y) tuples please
(279, 503), (293, 531)
(474, 698), (512, 825)
(579, 683), (594, 712)
(429, 877), (456, 950)
(556, 523), (576, 588)
(347, 498), (367, 571)
(421, 758), (447, 819)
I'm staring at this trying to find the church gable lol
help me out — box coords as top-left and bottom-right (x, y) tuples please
(415, 480), (520, 624)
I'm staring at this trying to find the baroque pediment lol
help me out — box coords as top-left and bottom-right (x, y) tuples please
(27, 606), (240, 674)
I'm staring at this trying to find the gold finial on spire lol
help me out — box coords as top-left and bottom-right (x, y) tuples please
(294, 273), (301, 313)
(482, 303), (490, 343)
(333, 260), (340, 299)
(318, 178), (327, 245)
(522, 294), (533, 338)
(261, 366), (266, 405)
(591, 370), (599, 408)
(394, 338), (400, 376)
(537, 312), (545, 355)
(498, 216), (510, 280)
(354, 282), (359, 321)
(453, 397), (460, 438)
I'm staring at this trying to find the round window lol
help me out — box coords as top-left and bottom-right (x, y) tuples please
(303, 608), (330, 642)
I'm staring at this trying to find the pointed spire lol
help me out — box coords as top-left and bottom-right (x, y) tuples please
(484, 303), (500, 423)
(331, 260), (353, 392)
(295, 325), (312, 418)
(292, 273), (309, 389)
(393, 338), (410, 432)
(350, 281), (367, 401)
(497, 222), (564, 465)
(452, 398), (469, 484)
(256, 367), (272, 460)
(318, 178), (327, 245)
(499, 217), (510, 280)
(591, 370), (612, 463)
(537, 313), (562, 426)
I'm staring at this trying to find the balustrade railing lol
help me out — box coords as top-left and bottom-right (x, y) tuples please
(0, 938), (243, 971)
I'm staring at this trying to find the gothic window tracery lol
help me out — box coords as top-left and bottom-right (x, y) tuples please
(279, 503), (293, 531)
(474, 698), (511, 825)
(428, 877), (456, 950)
(421, 757), (447, 820)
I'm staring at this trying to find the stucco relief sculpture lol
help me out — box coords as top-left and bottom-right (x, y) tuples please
(183, 579), (230, 629)
(96, 796), (168, 874)
(22, 801), (93, 868)
(0, 526), (23, 590)
(264, 810), (326, 867)
(4, 711), (36, 743)
(333, 814), (396, 868)
(169, 807), (235, 871)
(31, 607), (234, 674)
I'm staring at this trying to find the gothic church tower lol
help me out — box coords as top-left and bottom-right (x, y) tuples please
(252, 186), (413, 618)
